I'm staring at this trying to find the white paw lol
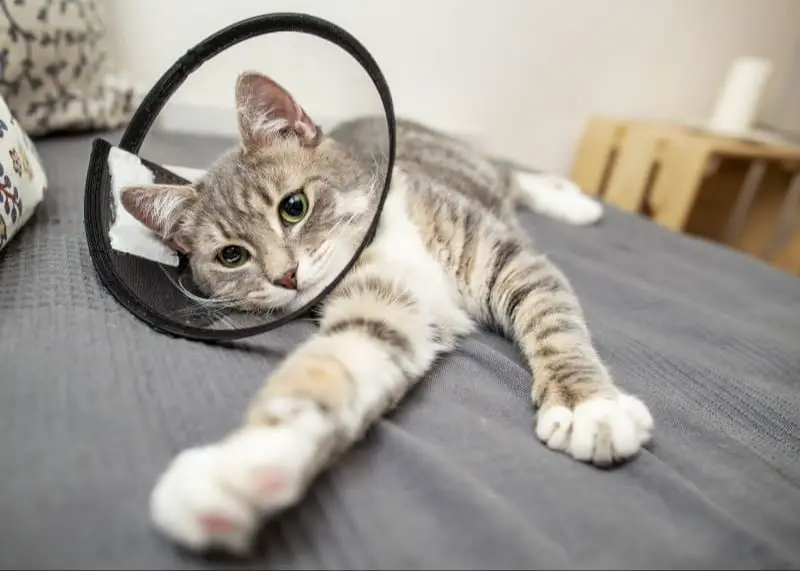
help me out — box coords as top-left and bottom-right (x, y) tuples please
(543, 194), (602, 226)
(536, 393), (653, 466)
(558, 195), (604, 226)
(149, 423), (323, 554)
(515, 172), (604, 226)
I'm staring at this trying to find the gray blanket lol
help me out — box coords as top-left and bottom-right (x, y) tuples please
(1, 130), (799, 570)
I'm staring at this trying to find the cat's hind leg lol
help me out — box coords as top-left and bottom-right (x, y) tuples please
(462, 228), (653, 465)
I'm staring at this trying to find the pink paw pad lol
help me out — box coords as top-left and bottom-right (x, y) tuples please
(199, 514), (238, 534)
(256, 471), (287, 496)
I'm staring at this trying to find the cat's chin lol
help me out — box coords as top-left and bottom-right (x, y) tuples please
(239, 296), (297, 316)
(238, 287), (316, 317)
(232, 278), (327, 317)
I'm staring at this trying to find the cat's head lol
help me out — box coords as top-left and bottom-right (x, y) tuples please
(121, 71), (378, 314)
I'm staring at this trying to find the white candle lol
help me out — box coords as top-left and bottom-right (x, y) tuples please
(707, 57), (773, 137)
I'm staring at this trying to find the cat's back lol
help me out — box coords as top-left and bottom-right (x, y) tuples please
(330, 116), (512, 216)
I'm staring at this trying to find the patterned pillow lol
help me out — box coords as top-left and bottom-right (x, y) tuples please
(0, 0), (135, 137)
(0, 94), (47, 251)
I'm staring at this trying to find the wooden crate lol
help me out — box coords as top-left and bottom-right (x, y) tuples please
(570, 117), (800, 276)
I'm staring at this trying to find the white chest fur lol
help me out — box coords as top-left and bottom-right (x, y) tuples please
(367, 175), (474, 339)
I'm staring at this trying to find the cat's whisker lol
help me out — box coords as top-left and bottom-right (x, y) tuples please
(178, 286), (240, 309)
(157, 266), (240, 309)
(312, 221), (353, 271)
(168, 303), (240, 330)
(211, 312), (241, 330)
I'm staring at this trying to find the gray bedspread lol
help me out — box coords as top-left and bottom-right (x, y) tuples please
(1, 130), (799, 570)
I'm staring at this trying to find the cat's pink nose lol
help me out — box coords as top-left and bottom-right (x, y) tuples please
(274, 267), (297, 290)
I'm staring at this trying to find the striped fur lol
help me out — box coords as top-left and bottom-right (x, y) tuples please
(143, 73), (653, 555)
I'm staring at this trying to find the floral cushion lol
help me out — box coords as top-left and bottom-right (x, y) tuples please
(0, 0), (135, 137)
(0, 95), (47, 251)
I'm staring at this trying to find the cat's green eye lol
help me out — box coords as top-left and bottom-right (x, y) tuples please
(279, 191), (309, 224)
(216, 245), (250, 268)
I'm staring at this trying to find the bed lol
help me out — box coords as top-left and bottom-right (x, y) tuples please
(1, 129), (799, 570)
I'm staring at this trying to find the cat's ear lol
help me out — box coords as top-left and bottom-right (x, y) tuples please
(235, 71), (321, 150)
(120, 184), (197, 253)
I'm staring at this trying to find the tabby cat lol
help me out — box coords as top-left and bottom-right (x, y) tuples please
(122, 72), (654, 554)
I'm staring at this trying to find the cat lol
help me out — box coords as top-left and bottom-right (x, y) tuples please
(121, 71), (654, 555)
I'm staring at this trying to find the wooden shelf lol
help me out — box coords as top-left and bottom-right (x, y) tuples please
(570, 117), (800, 276)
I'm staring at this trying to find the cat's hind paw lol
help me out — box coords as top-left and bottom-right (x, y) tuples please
(149, 424), (321, 554)
(514, 171), (604, 226)
(558, 196), (604, 226)
(536, 392), (653, 466)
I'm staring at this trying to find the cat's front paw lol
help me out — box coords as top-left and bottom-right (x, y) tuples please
(535, 392), (653, 466)
(149, 425), (320, 554)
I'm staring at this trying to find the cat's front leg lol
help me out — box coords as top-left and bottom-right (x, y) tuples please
(474, 236), (654, 466)
(148, 270), (449, 554)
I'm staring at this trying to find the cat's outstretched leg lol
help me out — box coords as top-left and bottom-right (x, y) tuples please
(148, 255), (468, 554)
(466, 231), (653, 466)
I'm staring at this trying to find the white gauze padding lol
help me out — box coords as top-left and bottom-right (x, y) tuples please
(107, 147), (207, 267)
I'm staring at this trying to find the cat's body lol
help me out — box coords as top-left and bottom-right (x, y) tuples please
(337, 115), (604, 230)
(123, 73), (653, 555)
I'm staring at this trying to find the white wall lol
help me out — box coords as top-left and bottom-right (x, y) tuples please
(106, 0), (800, 175)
